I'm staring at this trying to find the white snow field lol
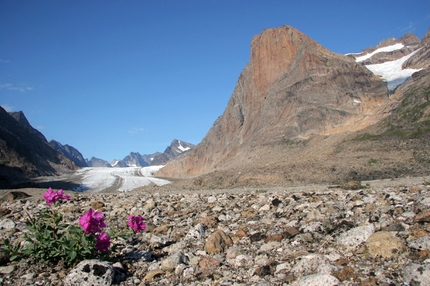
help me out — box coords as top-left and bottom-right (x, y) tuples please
(349, 43), (423, 91)
(74, 166), (170, 192)
(364, 49), (422, 91)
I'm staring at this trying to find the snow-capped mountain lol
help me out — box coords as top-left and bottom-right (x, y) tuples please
(150, 139), (195, 166)
(348, 33), (424, 91)
(107, 139), (195, 168)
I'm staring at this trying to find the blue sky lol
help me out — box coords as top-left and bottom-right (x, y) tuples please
(1, 0), (429, 162)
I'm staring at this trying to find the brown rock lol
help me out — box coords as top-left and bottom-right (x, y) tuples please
(283, 227), (300, 239)
(152, 225), (170, 233)
(235, 229), (247, 238)
(409, 226), (429, 239)
(90, 201), (105, 210)
(1, 191), (30, 201)
(199, 257), (221, 270)
(0, 207), (11, 218)
(365, 231), (406, 258)
(409, 185), (421, 192)
(201, 216), (218, 228)
(414, 209), (430, 223)
(419, 249), (430, 259)
(142, 269), (164, 283)
(265, 233), (283, 242)
(204, 230), (233, 254)
(332, 266), (356, 282)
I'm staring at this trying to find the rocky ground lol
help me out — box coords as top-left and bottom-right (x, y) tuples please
(1, 175), (430, 285)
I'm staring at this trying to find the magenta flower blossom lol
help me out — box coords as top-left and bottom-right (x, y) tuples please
(127, 215), (146, 233)
(95, 232), (110, 252)
(79, 208), (106, 235)
(43, 188), (70, 206)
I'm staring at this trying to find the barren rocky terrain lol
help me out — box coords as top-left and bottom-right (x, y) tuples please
(2, 174), (430, 285)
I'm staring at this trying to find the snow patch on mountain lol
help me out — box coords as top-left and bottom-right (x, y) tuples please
(365, 49), (423, 90)
(177, 140), (191, 152)
(355, 43), (404, 62)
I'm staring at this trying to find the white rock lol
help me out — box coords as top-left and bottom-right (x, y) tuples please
(404, 263), (430, 285)
(63, 260), (114, 286)
(291, 274), (340, 286)
(337, 224), (375, 250)
(0, 219), (15, 229)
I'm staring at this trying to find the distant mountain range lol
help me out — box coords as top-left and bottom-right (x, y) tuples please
(87, 139), (195, 168)
(0, 106), (194, 187)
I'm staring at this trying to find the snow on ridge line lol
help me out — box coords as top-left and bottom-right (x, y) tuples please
(355, 43), (404, 63)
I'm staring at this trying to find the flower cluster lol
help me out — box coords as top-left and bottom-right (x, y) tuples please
(43, 188), (71, 206)
(127, 215), (146, 233)
(79, 208), (110, 252)
(1, 187), (148, 266)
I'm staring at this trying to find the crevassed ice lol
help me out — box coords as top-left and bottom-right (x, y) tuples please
(76, 166), (170, 192)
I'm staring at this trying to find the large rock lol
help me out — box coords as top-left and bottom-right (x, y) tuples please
(204, 229), (233, 254)
(365, 231), (405, 258)
(64, 260), (114, 286)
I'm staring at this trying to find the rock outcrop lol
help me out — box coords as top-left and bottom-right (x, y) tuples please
(157, 26), (388, 179)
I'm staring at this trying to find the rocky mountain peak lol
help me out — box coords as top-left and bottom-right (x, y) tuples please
(157, 26), (389, 179)
(8, 110), (47, 143)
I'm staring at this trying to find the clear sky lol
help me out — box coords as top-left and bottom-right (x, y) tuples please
(1, 0), (429, 162)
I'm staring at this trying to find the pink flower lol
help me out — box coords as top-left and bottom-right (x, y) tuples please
(79, 208), (106, 235)
(95, 232), (110, 252)
(43, 188), (70, 206)
(127, 215), (146, 233)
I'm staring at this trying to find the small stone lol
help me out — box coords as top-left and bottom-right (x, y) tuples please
(199, 256), (221, 269)
(265, 233), (283, 242)
(201, 216), (218, 228)
(90, 201), (105, 210)
(142, 269), (164, 283)
(204, 229), (233, 254)
(0, 207), (11, 217)
(235, 228), (247, 238)
(291, 273), (340, 286)
(415, 209), (430, 223)
(409, 185), (421, 192)
(0, 219), (15, 229)
(332, 266), (356, 282)
(1, 191), (30, 201)
(409, 226), (429, 239)
(152, 224), (169, 233)
(365, 231), (405, 258)
(283, 227), (300, 239)
(408, 236), (430, 251)
(64, 259), (114, 286)
(404, 263), (430, 285)
(161, 252), (189, 271)
(0, 265), (15, 274)
(337, 224), (375, 250)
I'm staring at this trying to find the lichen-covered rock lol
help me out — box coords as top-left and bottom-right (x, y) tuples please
(63, 260), (114, 286)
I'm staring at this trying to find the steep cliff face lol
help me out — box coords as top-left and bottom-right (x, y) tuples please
(157, 26), (388, 178)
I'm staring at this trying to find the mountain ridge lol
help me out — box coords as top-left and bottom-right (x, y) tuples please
(156, 26), (430, 187)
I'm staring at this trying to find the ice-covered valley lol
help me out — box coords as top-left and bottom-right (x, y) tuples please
(72, 166), (170, 192)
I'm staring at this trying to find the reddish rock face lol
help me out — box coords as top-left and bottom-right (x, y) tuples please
(157, 26), (388, 179)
